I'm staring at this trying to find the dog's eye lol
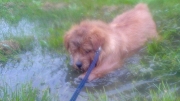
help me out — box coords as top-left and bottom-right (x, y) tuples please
(85, 50), (92, 53)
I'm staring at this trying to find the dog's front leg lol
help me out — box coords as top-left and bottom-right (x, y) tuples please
(79, 57), (123, 81)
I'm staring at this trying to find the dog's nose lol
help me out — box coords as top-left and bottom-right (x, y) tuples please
(76, 61), (82, 69)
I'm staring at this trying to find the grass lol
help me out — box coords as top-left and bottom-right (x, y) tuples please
(86, 82), (179, 101)
(0, 35), (34, 63)
(40, 27), (66, 53)
(0, 82), (52, 101)
(0, 0), (180, 101)
(0, 82), (179, 101)
(143, 0), (180, 82)
(149, 82), (178, 101)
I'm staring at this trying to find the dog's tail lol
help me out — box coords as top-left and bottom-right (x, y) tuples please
(135, 3), (149, 10)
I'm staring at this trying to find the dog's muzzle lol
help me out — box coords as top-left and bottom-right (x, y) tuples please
(76, 61), (82, 69)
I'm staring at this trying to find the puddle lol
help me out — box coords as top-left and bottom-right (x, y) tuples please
(0, 19), (47, 40)
(0, 47), (70, 100)
(0, 44), (157, 101)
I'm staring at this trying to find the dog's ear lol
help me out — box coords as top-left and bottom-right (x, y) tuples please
(64, 33), (70, 50)
(89, 28), (105, 51)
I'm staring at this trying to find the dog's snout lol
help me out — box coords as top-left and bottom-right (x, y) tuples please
(76, 61), (82, 69)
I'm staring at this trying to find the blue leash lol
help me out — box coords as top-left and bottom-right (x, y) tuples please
(70, 47), (101, 101)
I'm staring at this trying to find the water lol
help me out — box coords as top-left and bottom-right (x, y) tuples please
(0, 51), (140, 101)
(0, 19), (47, 40)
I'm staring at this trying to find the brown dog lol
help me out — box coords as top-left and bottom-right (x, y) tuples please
(64, 3), (158, 81)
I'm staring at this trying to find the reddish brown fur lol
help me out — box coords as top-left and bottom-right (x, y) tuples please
(64, 3), (158, 81)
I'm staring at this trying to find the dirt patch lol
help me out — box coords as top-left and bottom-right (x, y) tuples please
(42, 2), (68, 11)
(102, 4), (132, 13)
(0, 40), (20, 54)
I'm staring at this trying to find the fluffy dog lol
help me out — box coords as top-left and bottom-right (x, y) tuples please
(64, 3), (158, 81)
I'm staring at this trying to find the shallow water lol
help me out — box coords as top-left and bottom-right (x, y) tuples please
(0, 48), (146, 101)
(0, 19), (179, 101)
(0, 19), (47, 40)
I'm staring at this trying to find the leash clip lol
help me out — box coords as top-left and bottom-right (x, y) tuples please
(97, 47), (101, 53)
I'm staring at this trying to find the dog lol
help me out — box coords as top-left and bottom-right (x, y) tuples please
(64, 3), (158, 81)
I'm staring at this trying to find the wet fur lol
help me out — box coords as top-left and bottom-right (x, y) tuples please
(64, 3), (158, 81)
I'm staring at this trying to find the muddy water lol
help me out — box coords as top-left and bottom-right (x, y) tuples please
(0, 19), (169, 101)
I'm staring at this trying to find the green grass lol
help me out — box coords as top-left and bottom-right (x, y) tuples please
(11, 36), (35, 51)
(0, 51), (9, 62)
(40, 27), (66, 52)
(149, 82), (178, 101)
(143, 0), (180, 82)
(87, 82), (179, 101)
(0, 82), (179, 101)
(0, 82), (52, 101)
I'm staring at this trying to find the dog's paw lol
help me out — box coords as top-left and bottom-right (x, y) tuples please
(78, 74), (85, 80)
(78, 73), (98, 82)
(88, 73), (98, 81)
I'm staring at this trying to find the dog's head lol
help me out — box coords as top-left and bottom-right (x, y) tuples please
(64, 20), (108, 71)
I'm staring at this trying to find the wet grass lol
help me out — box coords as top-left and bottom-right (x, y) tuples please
(0, 36), (34, 63)
(6, 36), (34, 51)
(0, 82), (52, 101)
(143, 0), (180, 82)
(0, 82), (178, 101)
(0, 0), (180, 100)
(87, 82), (179, 101)
(0, 51), (9, 62)
(149, 82), (178, 101)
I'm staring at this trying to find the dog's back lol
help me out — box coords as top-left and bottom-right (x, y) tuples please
(110, 3), (158, 53)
